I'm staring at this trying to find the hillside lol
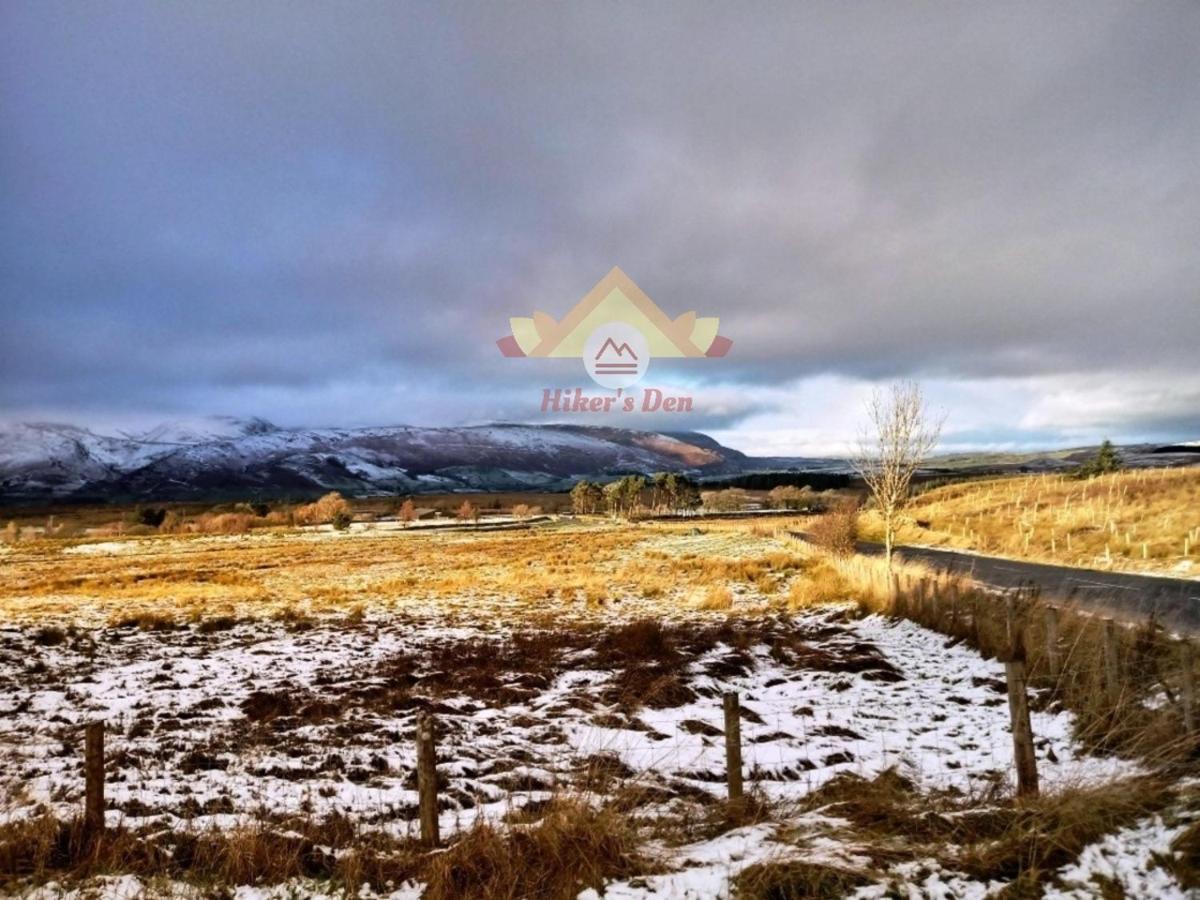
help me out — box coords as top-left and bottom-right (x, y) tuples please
(864, 467), (1200, 578)
(0, 419), (829, 503)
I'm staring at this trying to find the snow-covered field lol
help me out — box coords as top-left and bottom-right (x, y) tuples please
(1, 524), (1197, 897)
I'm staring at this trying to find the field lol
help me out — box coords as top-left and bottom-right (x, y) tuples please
(861, 467), (1200, 578)
(1, 517), (1199, 898)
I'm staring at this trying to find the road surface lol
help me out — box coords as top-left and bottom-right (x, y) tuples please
(795, 534), (1200, 633)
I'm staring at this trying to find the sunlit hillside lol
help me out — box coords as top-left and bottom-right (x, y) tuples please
(864, 467), (1200, 576)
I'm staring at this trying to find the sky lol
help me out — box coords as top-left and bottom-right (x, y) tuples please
(1, 1), (1197, 456)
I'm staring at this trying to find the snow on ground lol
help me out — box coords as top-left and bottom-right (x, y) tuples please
(0, 593), (1187, 897)
(0, 608), (1133, 835)
(1045, 808), (1199, 899)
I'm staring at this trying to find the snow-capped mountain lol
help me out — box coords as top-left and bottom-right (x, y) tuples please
(3, 418), (1192, 503)
(0, 418), (816, 502)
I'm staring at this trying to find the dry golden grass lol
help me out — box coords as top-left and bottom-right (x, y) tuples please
(784, 560), (851, 609)
(0, 516), (818, 627)
(0, 797), (645, 898)
(693, 584), (734, 610)
(2, 514), (1198, 895)
(860, 467), (1200, 574)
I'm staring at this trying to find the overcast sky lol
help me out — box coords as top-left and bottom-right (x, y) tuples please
(2, 1), (1197, 455)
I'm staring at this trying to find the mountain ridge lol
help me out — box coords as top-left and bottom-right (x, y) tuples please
(1, 419), (1195, 504)
(0, 418), (835, 503)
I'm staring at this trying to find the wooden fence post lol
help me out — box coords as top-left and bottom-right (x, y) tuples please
(1102, 619), (1121, 704)
(1005, 631), (1039, 798)
(1005, 594), (1017, 649)
(1181, 641), (1196, 736)
(1043, 605), (1062, 681)
(723, 692), (744, 807)
(416, 711), (440, 847)
(84, 721), (105, 839)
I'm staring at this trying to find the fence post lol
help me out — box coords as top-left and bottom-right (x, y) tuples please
(84, 720), (105, 840)
(1181, 641), (1196, 736)
(1004, 631), (1039, 798)
(723, 692), (744, 807)
(1102, 619), (1121, 704)
(416, 711), (440, 847)
(1005, 594), (1017, 648)
(1043, 605), (1062, 681)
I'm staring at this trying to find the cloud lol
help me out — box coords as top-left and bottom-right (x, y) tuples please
(1, 1), (1197, 451)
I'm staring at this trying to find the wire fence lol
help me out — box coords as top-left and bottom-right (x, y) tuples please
(7, 574), (1196, 852)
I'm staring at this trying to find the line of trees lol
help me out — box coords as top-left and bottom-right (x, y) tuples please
(603, 476), (645, 518)
(570, 472), (702, 518)
(649, 472), (702, 514)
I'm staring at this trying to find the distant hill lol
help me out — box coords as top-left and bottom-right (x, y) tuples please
(0, 418), (844, 503)
(0, 418), (1193, 504)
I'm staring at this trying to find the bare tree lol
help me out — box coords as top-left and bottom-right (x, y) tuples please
(852, 381), (944, 571)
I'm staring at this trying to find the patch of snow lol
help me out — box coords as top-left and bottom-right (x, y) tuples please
(1045, 811), (1197, 899)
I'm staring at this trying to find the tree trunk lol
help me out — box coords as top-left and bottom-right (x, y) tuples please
(884, 512), (895, 572)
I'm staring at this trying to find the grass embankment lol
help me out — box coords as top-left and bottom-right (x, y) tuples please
(859, 466), (1200, 575)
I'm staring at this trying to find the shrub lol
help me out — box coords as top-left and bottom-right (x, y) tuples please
(331, 511), (352, 531)
(457, 500), (479, 522)
(422, 801), (645, 900)
(194, 513), (254, 534)
(132, 506), (167, 528)
(32, 626), (67, 646)
(43, 517), (83, 539)
(512, 503), (531, 520)
(160, 510), (185, 533)
(398, 498), (417, 524)
(701, 488), (749, 513)
(295, 492), (351, 526)
(809, 497), (859, 556)
(767, 484), (814, 510)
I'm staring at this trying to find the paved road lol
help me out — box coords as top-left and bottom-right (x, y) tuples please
(795, 533), (1200, 633)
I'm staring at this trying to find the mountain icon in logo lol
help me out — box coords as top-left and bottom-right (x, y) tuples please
(593, 337), (639, 375)
(584, 323), (648, 388)
(496, 266), (731, 360)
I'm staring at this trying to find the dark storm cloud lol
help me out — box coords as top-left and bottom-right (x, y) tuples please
(1, 1), (1196, 447)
